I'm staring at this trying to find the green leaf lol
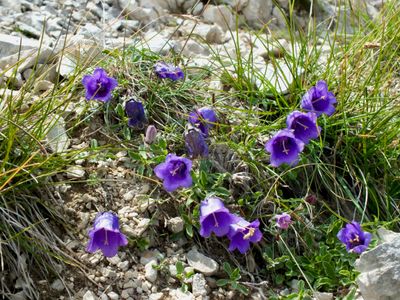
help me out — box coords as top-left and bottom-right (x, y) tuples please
(275, 274), (284, 285)
(223, 262), (233, 275)
(123, 126), (131, 140)
(90, 139), (98, 149)
(176, 261), (184, 274)
(216, 279), (230, 287)
(185, 224), (193, 237)
(199, 170), (208, 186)
(129, 151), (141, 161)
(231, 268), (241, 281)
(236, 284), (249, 295)
(114, 103), (125, 117)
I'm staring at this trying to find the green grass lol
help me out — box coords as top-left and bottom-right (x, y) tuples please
(1, 0), (399, 298)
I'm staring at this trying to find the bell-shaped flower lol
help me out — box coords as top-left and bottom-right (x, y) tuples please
(86, 212), (128, 257)
(199, 197), (234, 238)
(154, 154), (192, 192)
(227, 216), (263, 254)
(265, 129), (305, 167)
(82, 68), (118, 102)
(301, 80), (337, 116)
(286, 111), (320, 144)
(145, 125), (157, 144)
(337, 221), (372, 254)
(154, 61), (184, 81)
(275, 212), (292, 229)
(185, 127), (209, 159)
(188, 107), (217, 137)
(125, 99), (147, 129)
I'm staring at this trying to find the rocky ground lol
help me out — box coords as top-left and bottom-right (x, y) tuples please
(0, 0), (391, 299)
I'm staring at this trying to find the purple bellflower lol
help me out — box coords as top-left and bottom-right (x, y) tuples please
(86, 212), (128, 257)
(188, 107), (217, 137)
(154, 61), (184, 81)
(154, 154), (193, 192)
(301, 80), (337, 116)
(275, 213), (292, 229)
(185, 128), (209, 158)
(286, 111), (320, 144)
(337, 221), (372, 254)
(265, 129), (305, 167)
(227, 215), (263, 254)
(125, 99), (147, 129)
(82, 68), (118, 102)
(199, 197), (235, 238)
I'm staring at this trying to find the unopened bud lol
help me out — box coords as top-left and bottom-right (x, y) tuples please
(305, 194), (317, 205)
(145, 125), (157, 144)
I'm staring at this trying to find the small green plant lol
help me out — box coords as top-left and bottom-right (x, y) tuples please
(175, 261), (195, 293)
(216, 262), (249, 295)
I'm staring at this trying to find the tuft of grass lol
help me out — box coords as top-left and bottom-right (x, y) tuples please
(1, 0), (399, 298)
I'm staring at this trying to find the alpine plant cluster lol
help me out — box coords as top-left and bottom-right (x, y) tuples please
(82, 67), (371, 258)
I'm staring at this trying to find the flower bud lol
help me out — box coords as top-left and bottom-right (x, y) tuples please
(145, 125), (157, 144)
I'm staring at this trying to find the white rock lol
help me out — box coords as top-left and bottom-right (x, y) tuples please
(66, 166), (85, 179)
(34, 80), (54, 94)
(313, 292), (333, 300)
(254, 61), (302, 94)
(58, 55), (76, 77)
(140, 250), (162, 265)
(107, 291), (119, 300)
(50, 279), (64, 292)
(0, 0), (21, 12)
(83, 290), (96, 300)
(181, 40), (210, 57)
(149, 293), (164, 300)
(46, 115), (70, 153)
(122, 190), (135, 201)
(0, 34), (41, 59)
(169, 264), (178, 277)
(145, 259), (158, 283)
(355, 234), (400, 300)
(169, 289), (194, 300)
(192, 273), (207, 297)
(100, 294), (109, 300)
(117, 261), (130, 271)
(168, 217), (185, 233)
(206, 25), (227, 44)
(0, 47), (54, 77)
(133, 218), (151, 237)
(185, 1), (203, 15)
(376, 227), (400, 243)
(118, 0), (139, 13)
(144, 36), (177, 55)
(186, 249), (219, 276)
(242, 0), (273, 29)
(79, 23), (102, 39)
(202, 5), (235, 31)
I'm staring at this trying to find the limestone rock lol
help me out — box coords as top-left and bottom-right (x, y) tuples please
(206, 25), (227, 44)
(46, 116), (70, 153)
(83, 290), (96, 300)
(242, 0), (273, 29)
(66, 166), (85, 179)
(168, 216), (184, 233)
(145, 259), (158, 283)
(355, 232), (400, 300)
(202, 5), (235, 31)
(50, 279), (64, 292)
(192, 273), (208, 297)
(169, 289), (194, 300)
(0, 34), (40, 58)
(186, 249), (219, 276)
